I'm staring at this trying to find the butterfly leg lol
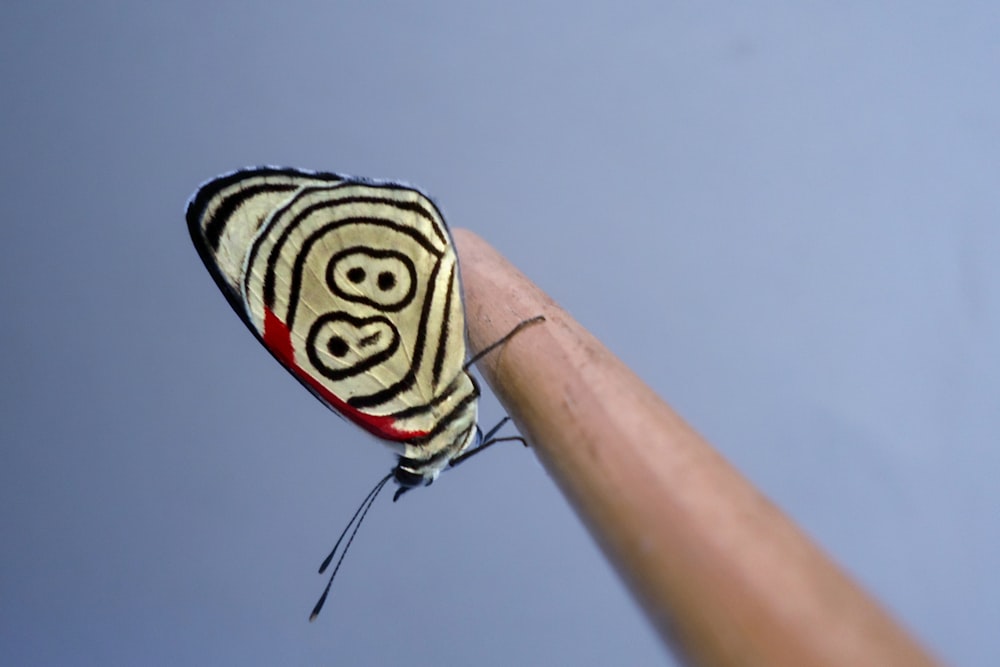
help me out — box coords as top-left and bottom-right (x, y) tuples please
(480, 415), (510, 443)
(448, 416), (528, 468)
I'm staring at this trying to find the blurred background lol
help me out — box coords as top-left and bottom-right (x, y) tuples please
(2, 3), (998, 665)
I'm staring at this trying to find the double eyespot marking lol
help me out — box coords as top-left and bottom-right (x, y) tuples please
(327, 248), (416, 312)
(311, 247), (417, 381)
(306, 313), (400, 381)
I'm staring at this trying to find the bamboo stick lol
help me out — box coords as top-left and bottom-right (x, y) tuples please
(454, 228), (939, 667)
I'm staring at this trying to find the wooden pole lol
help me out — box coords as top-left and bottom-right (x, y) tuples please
(453, 229), (940, 667)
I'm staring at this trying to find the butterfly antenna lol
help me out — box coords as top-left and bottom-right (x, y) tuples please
(309, 472), (393, 622)
(464, 315), (545, 370)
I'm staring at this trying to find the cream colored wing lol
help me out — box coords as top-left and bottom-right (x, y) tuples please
(187, 167), (470, 442)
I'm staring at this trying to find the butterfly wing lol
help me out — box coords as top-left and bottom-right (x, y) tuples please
(187, 167), (470, 444)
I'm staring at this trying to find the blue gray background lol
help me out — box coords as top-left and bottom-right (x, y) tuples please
(2, 3), (998, 665)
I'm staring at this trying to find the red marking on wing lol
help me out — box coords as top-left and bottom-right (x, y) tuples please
(262, 308), (428, 441)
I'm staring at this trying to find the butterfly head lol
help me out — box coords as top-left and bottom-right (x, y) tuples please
(392, 464), (428, 494)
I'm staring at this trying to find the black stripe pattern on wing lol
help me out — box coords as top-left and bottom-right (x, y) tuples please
(187, 167), (349, 326)
(186, 166), (346, 253)
(261, 203), (444, 314)
(405, 374), (480, 447)
(254, 186), (454, 411)
(429, 262), (457, 390)
(344, 252), (443, 409)
(204, 183), (297, 251)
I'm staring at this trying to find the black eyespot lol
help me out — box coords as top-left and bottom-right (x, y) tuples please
(377, 271), (395, 291)
(328, 336), (349, 357)
(347, 267), (365, 283)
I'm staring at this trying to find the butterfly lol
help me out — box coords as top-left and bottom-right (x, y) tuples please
(186, 166), (540, 617)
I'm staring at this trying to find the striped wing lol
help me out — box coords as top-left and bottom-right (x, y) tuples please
(186, 167), (469, 442)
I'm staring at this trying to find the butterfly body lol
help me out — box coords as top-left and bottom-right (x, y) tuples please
(187, 167), (480, 489)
